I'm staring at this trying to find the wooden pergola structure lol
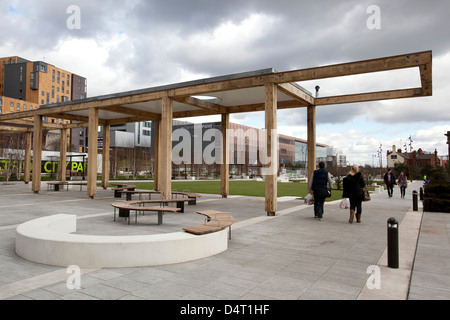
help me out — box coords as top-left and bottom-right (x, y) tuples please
(0, 51), (432, 215)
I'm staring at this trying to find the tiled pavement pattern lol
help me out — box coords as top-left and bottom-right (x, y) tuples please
(0, 180), (448, 300)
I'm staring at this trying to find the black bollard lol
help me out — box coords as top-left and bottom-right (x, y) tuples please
(413, 191), (418, 211)
(420, 187), (423, 201)
(387, 218), (399, 269)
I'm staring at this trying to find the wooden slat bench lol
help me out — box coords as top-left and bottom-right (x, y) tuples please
(172, 191), (202, 205)
(48, 181), (89, 192)
(184, 210), (235, 239)
(111, 185), (136, 198)
(118, 190), (162, 201)
(118, 190), (202, 205)
(68, 182), (88, 191)
(47, 181), (69, 191)
(111, 200), (182, 225)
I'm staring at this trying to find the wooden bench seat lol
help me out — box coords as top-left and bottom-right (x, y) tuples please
(117, 190), (201, 205)
(118, 190), (161, 201)
(48, 181), (89, 192)
(184, 210), (234, 239)
(68, 182), (88, 191)
(111, 201), (181, 225)
(172, 191), (202, 205)
(111, 185), (136, 198)
(47, 181), (69, 191)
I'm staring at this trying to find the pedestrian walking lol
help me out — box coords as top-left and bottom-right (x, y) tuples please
(397, 171), (408, 198)
(343, 164), (366, 224)
(308, 162), (333, 221)
(384, 169), (396, 198)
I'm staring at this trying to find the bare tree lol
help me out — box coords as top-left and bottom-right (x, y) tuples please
(3, 134), (26, 182)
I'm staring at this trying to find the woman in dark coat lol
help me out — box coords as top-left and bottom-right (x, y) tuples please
(343, 165), (366, 223)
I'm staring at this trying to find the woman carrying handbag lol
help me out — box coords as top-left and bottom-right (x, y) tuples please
(342, 165), (366, 224)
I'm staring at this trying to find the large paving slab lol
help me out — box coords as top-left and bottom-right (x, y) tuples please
(0, 180), (448, 302)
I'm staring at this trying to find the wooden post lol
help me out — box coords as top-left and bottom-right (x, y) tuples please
(87, 108), (99, 198)
(32, 116), (43, 193)
(102, 124), (110, 189)
(221, 113), (230, 198)
(160, 97), (172, 200)
(59, 128), (68, 182)
(265, 83), (278, 216)
(24, 132), (32, 184)
(307, 105), (317, 183)
(153, 120), (160, 191)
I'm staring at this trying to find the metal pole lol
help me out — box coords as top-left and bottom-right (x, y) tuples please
(413, 191), (418, 211)
(387, 218), (399, 269)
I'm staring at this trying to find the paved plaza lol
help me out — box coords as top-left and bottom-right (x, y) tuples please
(0, 180), (449, 301)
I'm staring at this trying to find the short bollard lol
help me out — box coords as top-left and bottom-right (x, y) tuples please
(413, 191), (418, 211)
(419, 187), (423, 201)
(387, 218), (399, 269)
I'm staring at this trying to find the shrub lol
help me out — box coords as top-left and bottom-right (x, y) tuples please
(423, 182), (450, 213)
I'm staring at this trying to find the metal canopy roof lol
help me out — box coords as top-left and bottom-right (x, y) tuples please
(0, 51), (432, 130)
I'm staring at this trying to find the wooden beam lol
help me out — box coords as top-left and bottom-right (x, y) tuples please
(420, 63), (432, 96)
(24, 132), (32, 184)
(159, 97), (173, 200)
(221, 113), (230, 198)
(273, 50), (433, 83)
(0, 125), (32, 133)
(64, 122), (89, 129)
(59, 128), (68, 182)
(277, 83), (315, 105)
(315, 88), (424, 106)
(167, 51), (433, 97)
(32, 116), (43, 194)
(102, 125), (110, 189)
(1, 119), (63, 130)
(98, 105), (161, 120)
(106, 115), (160, 126)
(45, 113), (92, 124)
(265, 83), (278, 216)
(173, 100), (308, 119)
(87, 108), (99, 199)
(307, 105), (316, 184)
(174, 96), (227, 114)
(153, 120), (161, 191)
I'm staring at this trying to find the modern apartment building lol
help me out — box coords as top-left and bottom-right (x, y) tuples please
(1, 56), (87, 105)
(0, 56), (87, 150)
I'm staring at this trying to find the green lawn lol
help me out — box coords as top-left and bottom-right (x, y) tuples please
(116, 180), (343, 201)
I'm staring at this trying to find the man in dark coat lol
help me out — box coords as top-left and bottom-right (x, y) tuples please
(384, 169), (396, 198)
(308, 162), (334, 221)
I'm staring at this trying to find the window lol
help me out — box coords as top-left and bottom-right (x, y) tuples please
(52, 70), (55, 82)
(52, 86), (55, 98)
(57, 71), (60, 84)
(23, 104), (27, 111)
(17, 103), (20, 112)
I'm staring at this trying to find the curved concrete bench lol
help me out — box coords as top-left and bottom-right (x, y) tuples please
(15, 214), (228, 268)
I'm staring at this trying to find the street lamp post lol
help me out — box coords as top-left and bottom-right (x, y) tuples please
(408, 135), (413, 182)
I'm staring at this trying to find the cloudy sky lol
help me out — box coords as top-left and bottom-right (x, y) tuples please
(2, 0), (449, 165)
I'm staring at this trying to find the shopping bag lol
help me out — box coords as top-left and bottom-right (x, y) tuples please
(305, 193), (313, 205)
(340, 198), (349, 209)
(363, 189), (371, 202)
